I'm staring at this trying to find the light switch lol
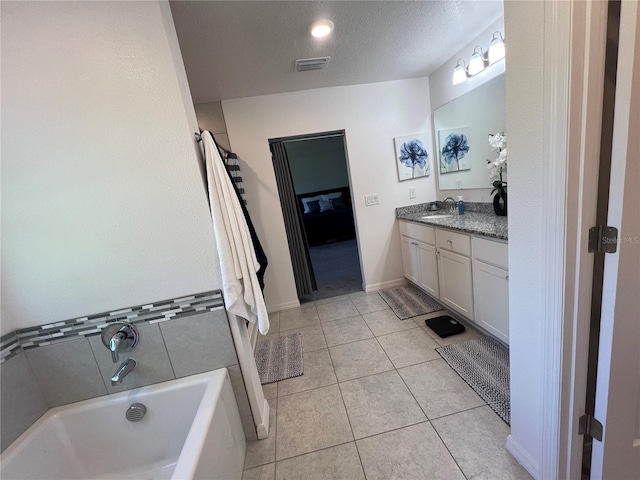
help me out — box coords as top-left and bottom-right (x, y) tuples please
(365, 194), (380, 206)
(409, 187), (417, 199)
(456, 179), (462, 189)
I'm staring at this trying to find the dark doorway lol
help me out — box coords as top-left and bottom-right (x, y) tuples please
(271, 131), (363, 302)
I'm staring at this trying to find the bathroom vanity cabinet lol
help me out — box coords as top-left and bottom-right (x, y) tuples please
(399, 220), (509, 344)
(399, 222), (439, 297)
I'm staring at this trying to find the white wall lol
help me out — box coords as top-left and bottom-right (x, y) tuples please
(285, 137), (349, 195)
(193, 101), (232, 152)
(504, 1), (545, 474)
(429, 17), (505, 202)
(222, 78), (436, 310)
(1, 1), (220, 335)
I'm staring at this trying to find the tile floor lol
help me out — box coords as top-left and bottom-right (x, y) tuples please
(244, 292), (532, 480)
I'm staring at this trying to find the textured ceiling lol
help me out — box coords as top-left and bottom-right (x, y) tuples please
(170, 1), (503, 103)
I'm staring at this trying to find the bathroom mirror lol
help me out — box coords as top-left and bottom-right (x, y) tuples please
(434, 74), (505, 190)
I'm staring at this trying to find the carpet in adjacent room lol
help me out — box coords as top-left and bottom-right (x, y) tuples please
(305, 239), (363, 301)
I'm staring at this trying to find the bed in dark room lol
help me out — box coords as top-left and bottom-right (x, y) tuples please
(297, 186), (356, 246)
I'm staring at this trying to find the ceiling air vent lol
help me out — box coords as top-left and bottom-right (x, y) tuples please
(295, 56), (330, 72)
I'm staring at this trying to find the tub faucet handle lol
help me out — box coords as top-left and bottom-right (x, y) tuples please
(109, 331), (126, 363)
(101, 322), (139, 364)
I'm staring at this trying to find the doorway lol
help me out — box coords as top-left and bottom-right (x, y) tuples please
(270, 131), (362, 302)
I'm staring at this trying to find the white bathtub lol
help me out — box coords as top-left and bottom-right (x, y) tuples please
(0, 368), (246, 480)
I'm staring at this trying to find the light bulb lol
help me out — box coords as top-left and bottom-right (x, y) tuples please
(488, 32), (505, 64)
(468, 46), (486, 76)
(452, 59), (468, 85)
(310, 20), (334, 38)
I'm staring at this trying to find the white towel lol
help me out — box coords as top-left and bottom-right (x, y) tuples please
(202, 131), (270, 334)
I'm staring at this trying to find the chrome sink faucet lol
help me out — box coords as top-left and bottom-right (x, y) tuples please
(111, 358), (136, 386)
(442, 197), (457, 215)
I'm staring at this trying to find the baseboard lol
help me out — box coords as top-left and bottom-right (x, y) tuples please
(364, 278), (408, 293)
(506, 435), (540, 479)
(266, 300), (299, 313)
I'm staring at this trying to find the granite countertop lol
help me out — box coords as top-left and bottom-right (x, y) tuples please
(396, 202), (508, 240)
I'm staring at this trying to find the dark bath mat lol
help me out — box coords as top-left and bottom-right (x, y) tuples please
(255, 333), (303, 384)
(437, 336), (510, 424)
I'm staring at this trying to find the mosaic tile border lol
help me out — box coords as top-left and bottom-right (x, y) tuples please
(0, 290), (224, 364)
(0, 332), (22, 365)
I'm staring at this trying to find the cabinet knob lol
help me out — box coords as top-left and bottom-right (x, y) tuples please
(505, 275), (509, 280)
(447, 239), (453, 245)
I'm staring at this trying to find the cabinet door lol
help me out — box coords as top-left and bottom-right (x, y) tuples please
(417, 242), (439, 298)
(472, 260), (509, 344)
(400, 236), (419, 284)
(437, 249), (474, 319)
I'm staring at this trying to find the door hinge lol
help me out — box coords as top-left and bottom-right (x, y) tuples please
(588, 225), (618, 253)
(579, 414), (603, 441)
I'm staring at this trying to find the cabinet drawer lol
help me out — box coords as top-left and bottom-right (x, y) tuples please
(436, 229), (471, 256)
(399, 221), (435, 245)
(472, 237), (508, 269)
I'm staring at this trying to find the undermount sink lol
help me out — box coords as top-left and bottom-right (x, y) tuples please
(421, 214), (453, 219)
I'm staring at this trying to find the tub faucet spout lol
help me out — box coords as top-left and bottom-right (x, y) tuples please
(111, 358), (136, 386)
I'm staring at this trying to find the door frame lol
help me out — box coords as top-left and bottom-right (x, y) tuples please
(537, 1), (610, 478)
(269, 130), (365, 296)
(591, 0), (640, 476)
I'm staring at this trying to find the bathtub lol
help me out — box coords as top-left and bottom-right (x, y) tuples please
(0, 368), (246, 480)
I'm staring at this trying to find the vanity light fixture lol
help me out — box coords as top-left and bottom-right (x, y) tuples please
(452, 31), (505, 84)
(468, 46), (487, 76)
(452, 59), (470, 85)
(488, 32), (506, 64)
(310, 19), (334, 38)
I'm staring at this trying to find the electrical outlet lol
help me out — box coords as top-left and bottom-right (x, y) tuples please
(365, 194), (380, 206)
(456, 179), (462, 189)
(409, 187), (417, 199)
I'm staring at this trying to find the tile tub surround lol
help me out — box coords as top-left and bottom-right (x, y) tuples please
(0, 291), (255, 452)
(396, 202), (508, 240)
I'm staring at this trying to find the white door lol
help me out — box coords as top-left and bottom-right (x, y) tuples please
(417, 241), (439, 298)
(472, 259), (509, 344)
(591, 1), (640, 478)
(437, 248), (473, 319)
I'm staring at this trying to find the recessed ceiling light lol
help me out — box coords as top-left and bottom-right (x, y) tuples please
(310, 19), (334, 38)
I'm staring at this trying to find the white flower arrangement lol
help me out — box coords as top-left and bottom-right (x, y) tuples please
(487, 132), (507, 192)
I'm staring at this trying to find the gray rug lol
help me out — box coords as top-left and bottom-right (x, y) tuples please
(436, 336), (510, 424)
(379, 284), (444, 320)
(255, 333), (304, 385)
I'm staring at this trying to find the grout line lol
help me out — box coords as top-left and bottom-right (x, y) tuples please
(430, 403), (488, 422)
(86, 335), (111, 396)
(354, 419), (431, 443)
(157, 323), (177, 379)
(326, 345), (366, 477)
(271, 439), (359, 466)
(373, 324), (424, 340)
(272, 396), (278, 476)
(430, 416), (470, 480)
